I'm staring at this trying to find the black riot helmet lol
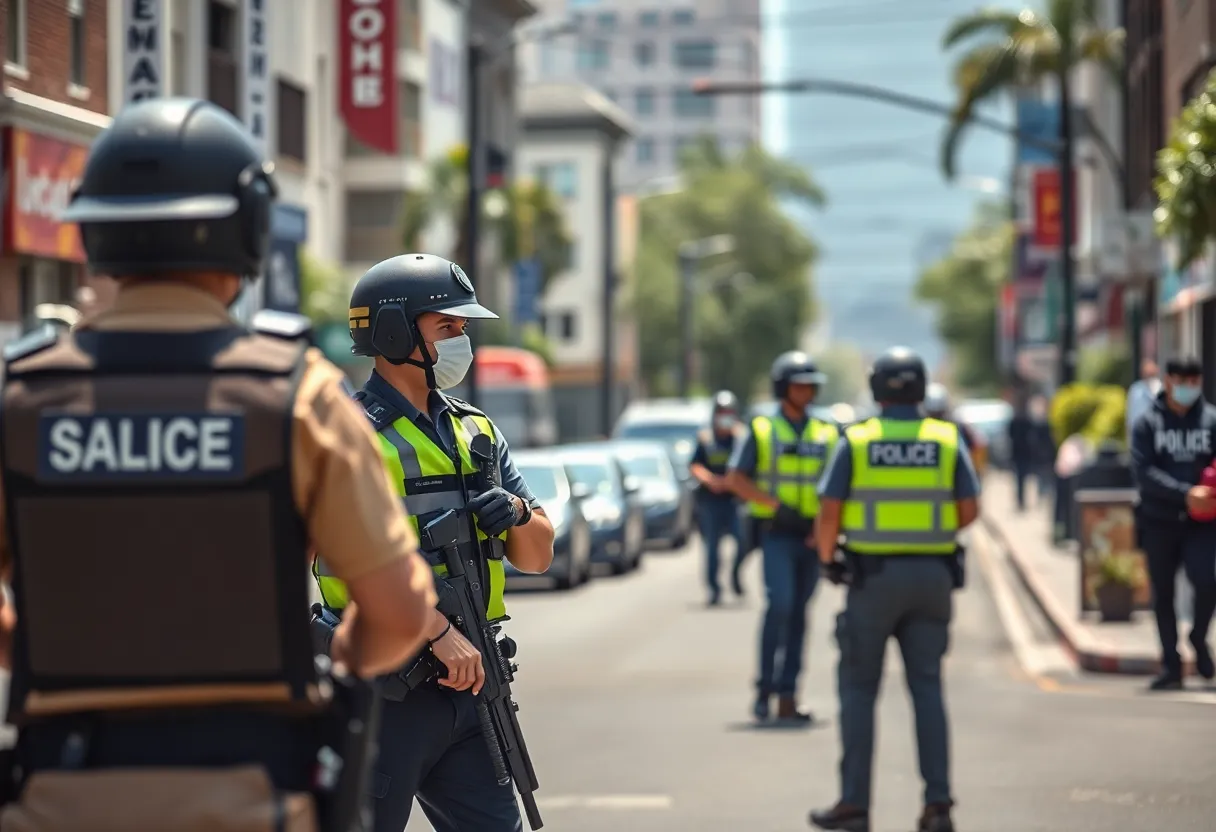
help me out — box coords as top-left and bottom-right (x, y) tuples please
(349, 253), (498, 381)
(869, 346), (928, 404)
(61, 97), (277, 278)
(712, 390), (740, 415)
(770, 351), (826, 400)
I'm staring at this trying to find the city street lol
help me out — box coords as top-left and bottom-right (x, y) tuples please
(406, 525), (1216, 832)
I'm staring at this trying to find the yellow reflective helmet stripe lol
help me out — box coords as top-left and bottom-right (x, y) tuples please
(748, 415), (839, 519)
(314, 409), (509, 620)
(840, 417), (960, 555)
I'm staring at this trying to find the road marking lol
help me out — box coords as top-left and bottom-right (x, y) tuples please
(534, 794), (674, 811)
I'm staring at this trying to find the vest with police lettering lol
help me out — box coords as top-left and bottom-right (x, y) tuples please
(0, 325), (315, 721)
(841, 416), (960, 555)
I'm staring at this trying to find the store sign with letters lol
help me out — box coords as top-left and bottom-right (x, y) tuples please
(9, 129), (88, 263)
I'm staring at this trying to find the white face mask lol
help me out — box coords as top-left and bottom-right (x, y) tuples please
(430, 334), (474, 389)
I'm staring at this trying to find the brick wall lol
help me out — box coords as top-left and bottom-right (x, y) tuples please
(0, 0), (108, 114)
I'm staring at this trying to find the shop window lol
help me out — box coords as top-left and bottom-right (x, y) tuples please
(6, 0), (26, 68)
(68, 0), (86, 87)
(207, 1), (238, 115)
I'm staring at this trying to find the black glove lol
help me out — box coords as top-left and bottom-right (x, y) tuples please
(773, 504), (814, 537)
(824, 559), (850, 587)
(468, 487), (524, 537)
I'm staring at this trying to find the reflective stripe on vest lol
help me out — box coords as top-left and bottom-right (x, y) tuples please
(314, 411), (509, 620)
(748, 415), (839, 519)
(841, 417), (960, 555)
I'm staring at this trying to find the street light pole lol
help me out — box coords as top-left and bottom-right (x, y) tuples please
(677, 249), (695, 398)
(464, 40), (483, 409)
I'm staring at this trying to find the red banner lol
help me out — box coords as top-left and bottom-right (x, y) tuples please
(339, 0), (398, 154)
(1030, 167), (1075, 249)
(8, 128), (88, 263)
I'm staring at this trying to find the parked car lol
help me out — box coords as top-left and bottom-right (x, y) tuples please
(607, 440), (694, 549)
(955, 399), (1014, 469)
(612, 399), (714, 483)
(558, 445), (647, 575)
(511, 450), (593, 590)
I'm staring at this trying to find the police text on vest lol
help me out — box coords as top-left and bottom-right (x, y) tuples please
(38, 413), (246, 480)
(1153, 428), (1212, 462)
(868, 441), (941, 468)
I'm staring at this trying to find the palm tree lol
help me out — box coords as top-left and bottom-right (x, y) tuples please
(939, 0), (1123, 384)
(401, 146), (573, 297)
(1155, 68), (1216, 273)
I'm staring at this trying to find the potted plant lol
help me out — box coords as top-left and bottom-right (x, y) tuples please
(1094, 552), (1139, 622)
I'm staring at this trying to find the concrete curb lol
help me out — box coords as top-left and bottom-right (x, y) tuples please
(980, 516), (1184, 676)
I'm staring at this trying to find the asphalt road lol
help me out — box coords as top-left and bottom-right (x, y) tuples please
(403, 528), (1216, 832)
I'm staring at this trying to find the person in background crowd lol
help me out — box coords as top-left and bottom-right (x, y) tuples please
(1127, 359), (1162, 441)
(1009, 394), (1055, 511)
(689, 390), (746, 605)
(1130, 355), (1216, 691)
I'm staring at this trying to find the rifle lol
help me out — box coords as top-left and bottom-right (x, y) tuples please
(419, 507), (543, 830)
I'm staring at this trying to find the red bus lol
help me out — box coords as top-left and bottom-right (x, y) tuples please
(447, 346), (558, 448)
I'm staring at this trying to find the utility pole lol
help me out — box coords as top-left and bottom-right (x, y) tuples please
(677, 249), (695, 398)
(1057, 72), (1078, 384)
(464, 40), (482, 408)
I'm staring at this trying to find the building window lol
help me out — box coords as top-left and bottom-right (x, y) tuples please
(401, 81), (422, 158)
(535, 162), (577, 199)
(6, 0), (25, 66)
(207, 1), (238, 114)
(674, 135), (700, 159)
(67, 0), (86, 87)
(171, 29), (187, 95)
(674, 40), (716, 70)
(636, 137), (655, 163)
(596, 11), (616, 29)
(674, 89), (715, 118)
(576, 39), (610, 71)
(399, 0), (421, 51)
(638, 10), (659, 27)
(345, 191), (406, 262)
(277, 79), (307, 162)
(559, 312), (577, 341)
(672, 9), (695, 25)
(634, 87), (655, 115)
(634, 42), (654, 67)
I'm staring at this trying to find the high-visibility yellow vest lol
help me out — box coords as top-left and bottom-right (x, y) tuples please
(841, 417), (960, 555)
(313, 409), (509, 620)
(748, 415), (839, 519)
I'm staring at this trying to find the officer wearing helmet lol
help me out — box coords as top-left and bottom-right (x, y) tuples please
(689, 390), (746, 604)
(810, 347), (981, 832)
(924, 382), (986, 475)
(0, 98), (436, 829)
(726, 352), (839, 723)
(313, 253), (555, 832)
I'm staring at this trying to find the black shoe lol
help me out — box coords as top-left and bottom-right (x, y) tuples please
(708, 591), (721, 607)
(752, 693), (771, 722)
(809, 803), (870, 832)
(1190, 634), (1215, 680)
(777, 695), (813, 724)
(918, 803), (955, 832)
(1148, 670), (1183, 691)
(731, 570), (745, 596)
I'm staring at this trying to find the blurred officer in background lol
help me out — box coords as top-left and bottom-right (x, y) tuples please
(727, 352), (839, 723)
(689, 390), (746, 604)
(923, 382), (987, 475)
(811, 347), (980, 832)
(1130, 355), (1216, 691)
(0, 98), (435, 830)
(313, 253), (554, 832)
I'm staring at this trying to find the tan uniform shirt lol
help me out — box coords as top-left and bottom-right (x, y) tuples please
(0, 282), (435, 606)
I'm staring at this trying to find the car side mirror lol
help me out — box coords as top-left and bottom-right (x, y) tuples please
(623, 476), (642, 495)
(569, 481), (591, 501)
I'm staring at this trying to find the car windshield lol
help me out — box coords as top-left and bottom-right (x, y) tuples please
(565, 461), (617, 495)
(516, 464), (561, 502)
(616, 422), (702, 445)
(619, 454), (666, 480)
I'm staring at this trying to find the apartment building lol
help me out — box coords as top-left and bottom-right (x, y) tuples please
(0, 0), (110, 340)
(518, 0), (761, 191)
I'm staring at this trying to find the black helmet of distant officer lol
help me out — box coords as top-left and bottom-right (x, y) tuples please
(350, 253), (498, 390)
(62, 96), (278, 305)
(870, 346), (928, 406)
(770, 351), (826, 417)
(711, 390), (741, 439)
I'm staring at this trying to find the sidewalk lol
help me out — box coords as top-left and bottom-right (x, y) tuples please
(982, 472), (1195, 676)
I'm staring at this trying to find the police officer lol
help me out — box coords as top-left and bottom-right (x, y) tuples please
(689, 390), (746, 604)
(809, 347), (980, 832)
(1130, 355), (1216, 691)
(313, 253), (555, 832)
(0, 98), (436, 829)
(924, 382), (987, 476)
(727, 352), (839, 722)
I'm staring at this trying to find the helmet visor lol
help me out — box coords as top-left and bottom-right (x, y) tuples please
(431, 300), (499, 320)
(62, 193), (240, 223)
(788, 370), (826, 385)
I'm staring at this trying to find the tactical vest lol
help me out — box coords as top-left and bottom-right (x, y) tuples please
(0, 323), (319, 723)
(748, 415), (839, 519)
(313, 390), (510, 621)
(841, 417), (960, 555)
(698, 429), (734, 474)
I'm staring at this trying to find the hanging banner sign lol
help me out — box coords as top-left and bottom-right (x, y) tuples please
(121, 0), (165, 105)
(338, 0), (398, 154)
(242, 0), (271, 153)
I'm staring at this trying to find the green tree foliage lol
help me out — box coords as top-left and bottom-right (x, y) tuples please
(915, 203), (1010, 393)
(1078, 342), (1132, 386)
(401, 145), (573, 294)
(1049, 382), (1126, 446)
(940, 0), (1123, 179)
(299, 249), (352, 325)
(815, 343), (867, 406)
(1156, 67), (1216, 271)
(633, 137), (825, 398)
